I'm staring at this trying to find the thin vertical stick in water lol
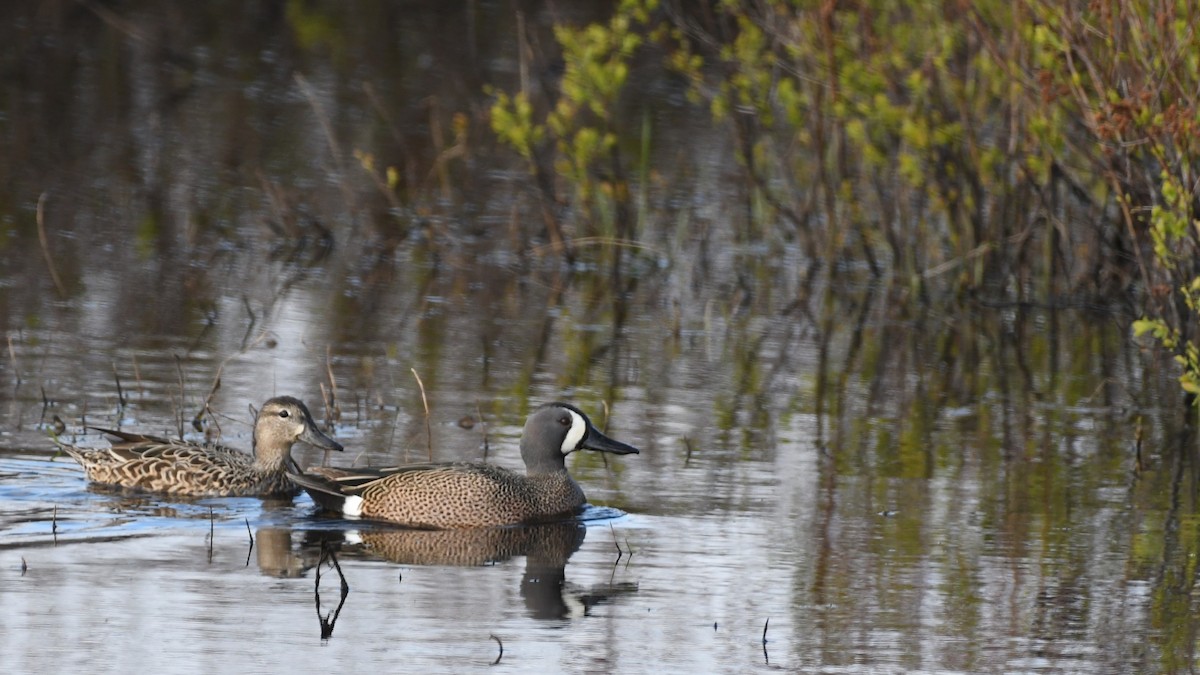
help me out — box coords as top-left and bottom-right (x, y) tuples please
(328, 546), (349, 594)
(294, 73), (356, 212)
(7, 335), (21, 388)
(240, 296), (257, 350)
(390, 404), (406, 465)
(476, 402), (490, 462)
(320, 382), (332, 427)
(1134, 415), (1145, 474)
(599, 400), (611, 468)
(174, 355), (187, 440)
(36, 193), (67, 298)
(295, 73), (343, 168)
(112, 362), (126, 408)
(516, 11), (528, 95)
(243, 518), (254, 568)
(410, 368), (432, 461)
(323, 344), (340, 427)
(207, 507), (214, 562)
(195, 373), (222, 435)
(312, 540), (350, 634)
(314, 543), (349, 640)
(489, 634), (503, 665)
(762, 617), (771, 664)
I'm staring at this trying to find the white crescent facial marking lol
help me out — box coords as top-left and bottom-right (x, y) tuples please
(343, 495), (364, 518)
(561, 409), (586, 455)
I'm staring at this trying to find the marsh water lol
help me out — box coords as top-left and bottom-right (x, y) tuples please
(1, 3), (1197, 673)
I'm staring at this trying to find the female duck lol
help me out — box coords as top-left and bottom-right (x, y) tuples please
(59, 396), (343, 498)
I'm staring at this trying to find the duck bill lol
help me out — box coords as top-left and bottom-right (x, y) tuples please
(582, 429), (640, 455)
(302, 424), (344, 452)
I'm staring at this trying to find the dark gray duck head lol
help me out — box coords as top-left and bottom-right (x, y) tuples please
(520, 402), (640, 474)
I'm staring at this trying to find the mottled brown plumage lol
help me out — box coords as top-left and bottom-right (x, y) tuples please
(289, 402), (639, 528)
(58, 396), (343, 498)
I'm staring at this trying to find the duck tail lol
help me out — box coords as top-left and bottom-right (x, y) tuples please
(287, 470), (351, 514)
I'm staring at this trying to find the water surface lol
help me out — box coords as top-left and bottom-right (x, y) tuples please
(0, 2), (1194, 673)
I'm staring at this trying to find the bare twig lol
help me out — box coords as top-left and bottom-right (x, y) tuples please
(294, 73), (357, 212)
(194, 372), (222, 435)
(390, 403), (406, 464)
(174, 355), (187, 440)
(477, 401), (490, 462)
(1134, 415), (1145, 474)
(599, 400), (612, 469)
(7, 335), (21, 388)
(489, 634), (504, 665)
(323, 344), (340, 429)
(411, 367), (432, 461)
(240, 296), (257, 350)
(295, 74), (345, 170)
(244, 518), (255, 568)
(610, 523), (623, 565)
(112, 362), (126, 409)
(762, 617), (771, 664)
(315, 543), (350, 640)
(36, 193), (68, 298)
(528, 236), (664, 257)
(327, 547), (349, 594)
(78, 0), (147, 42)
(190, 331), (280, 441)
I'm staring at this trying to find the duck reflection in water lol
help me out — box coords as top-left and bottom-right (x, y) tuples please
(278, 521), (637, 623)
(255, 527), (323, 578)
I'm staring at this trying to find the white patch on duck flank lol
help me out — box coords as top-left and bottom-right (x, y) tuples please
(343, 495), (365, 518)
(560, 409), (586, 455)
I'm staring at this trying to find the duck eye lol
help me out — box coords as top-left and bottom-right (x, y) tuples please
(278, 410), (290, 419)
(559, 415), (571, 426)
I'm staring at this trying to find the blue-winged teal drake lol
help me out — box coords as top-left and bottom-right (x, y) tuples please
(288, 402), (639, 528)
(58, 396), (343, 498)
